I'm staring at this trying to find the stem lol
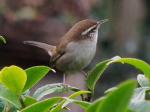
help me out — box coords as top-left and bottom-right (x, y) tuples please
(20, 96), (25, 109)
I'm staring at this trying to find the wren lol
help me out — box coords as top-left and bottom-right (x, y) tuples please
(24, 19), (108, 73)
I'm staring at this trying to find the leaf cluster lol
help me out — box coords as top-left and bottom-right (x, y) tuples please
(0, 38), (150, 112)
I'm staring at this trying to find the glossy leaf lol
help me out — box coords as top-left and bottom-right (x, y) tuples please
(61, 91), (91, 110)
(115, 58), (150, 78)
(0, 85), (21, 108)
(62, 98), (91, 110)
(104, 87), (117, 94)
(87, 56), (150, 91)
(23, 66), (51, 92)
(87, 97), (105, 112)
(97, 80), (136, 112)
(69, 90), (91, 99)
(21, 97), (62, 112)
(131, 87), (149, 102)
(50, 91), (90, 112)
(131, 101), (150, 112)
(23, 96), (37, 107)
(0, 66), (27, 94)
(71, 100), (90, 110)
(137, 74), (150, 87)
(87, 59), (110, 91)
(33, 83), (80, 100)
(129, 87), (150, 112)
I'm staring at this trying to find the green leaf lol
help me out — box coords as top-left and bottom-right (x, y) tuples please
(0, 100), (4, 112)
(0, 36), (6, 44)
(96, 80), (136, 112)
(0, 85), (21, 108)
(3, 102), (18, 112)
(130, 101), (150, 112)
(87, 59), (110, 91)
(71, 100), (90, 110)
(0, 71), (2, 83)
(132, 87), (149, 102)
(68, 90), (91, 99)
(23, 66), (51, 92)
(0, 66), (27, 94)
(104, 87), (118, 94)
(20, 97), (62, 112)
(61, 91), (91, 110)
(62, 98), (91, 110)
(115, 58), (150, 78)
(87, 56), (150, 91)
(87, 97), (105, 112)
(137, 74), (150, 87)
(33, 83), (80, 100)
(23, 96), (37, 107)
(50, 91), (90, 112)
(129, 87), (150, 112)
(126, 109), (134, 112)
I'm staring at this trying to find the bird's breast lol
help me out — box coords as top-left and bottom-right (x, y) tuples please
(56, 39), (97, 72)
(67, 40), (96, 60)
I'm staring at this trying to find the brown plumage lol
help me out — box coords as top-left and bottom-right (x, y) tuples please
(24, 19), (108, 72)
(56, 19), (97, 52)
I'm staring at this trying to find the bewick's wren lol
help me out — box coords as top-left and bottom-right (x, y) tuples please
(24, 19), (108, 73)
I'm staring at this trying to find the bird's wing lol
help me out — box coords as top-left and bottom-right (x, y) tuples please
(24, 41), (56, 57)
(50, 48), (65, 66)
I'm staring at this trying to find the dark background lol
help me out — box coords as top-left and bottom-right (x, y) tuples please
(0, 0), (150, 103)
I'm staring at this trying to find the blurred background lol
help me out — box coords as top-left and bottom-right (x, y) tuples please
(0, 0), (150, 111)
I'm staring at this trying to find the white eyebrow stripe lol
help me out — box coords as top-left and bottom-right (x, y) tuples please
(81, 24), (97, 36)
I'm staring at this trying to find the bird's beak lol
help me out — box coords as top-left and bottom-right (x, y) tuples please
(100, 19), (109, 24)
(96, 19), (109, 28)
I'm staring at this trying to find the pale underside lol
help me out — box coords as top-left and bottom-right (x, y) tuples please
(55, 31), (98, 72)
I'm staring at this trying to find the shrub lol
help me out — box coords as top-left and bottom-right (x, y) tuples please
(0, 56), (150, 112)
(1, 37), (150, 112)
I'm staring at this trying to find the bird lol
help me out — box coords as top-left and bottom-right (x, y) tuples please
(24, 19), (108, 82)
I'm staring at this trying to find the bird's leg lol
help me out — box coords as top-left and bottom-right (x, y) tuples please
(62, 73), (68, 90)
(62, 73), (70, 96)
(63, 73), (66, 84)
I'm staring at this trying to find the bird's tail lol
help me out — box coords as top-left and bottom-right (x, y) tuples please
(24, 41), (56, 57)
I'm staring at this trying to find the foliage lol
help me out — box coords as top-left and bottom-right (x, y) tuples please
(0, 66), (27, 95)
(87, 56), (150, 92)
(0, 55), (150, 112)
(0, 36), (6, 45)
